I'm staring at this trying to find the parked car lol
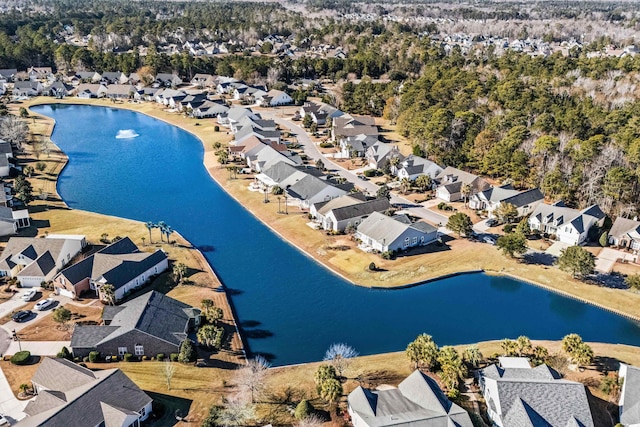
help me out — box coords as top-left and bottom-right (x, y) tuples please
(11, 310), (32, 322)
(483, 236), (496, 245)
(357, 174), (369, 181)
(486, 218), (498, 227)
(34, 298), (55, 311)
(21, 289), (37, 301)
(0, 413), (8, 426)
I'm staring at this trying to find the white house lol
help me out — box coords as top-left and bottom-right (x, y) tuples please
(528, 201), (606, 245)
(286, 175), (351, 210)
(619, 363), (640, 427)
(0, 234), (86, 287)
(435, 166), (491, 202)
(339, 134), (378, 158)
(256, 89), (293, 107)
(348, 370), (473, 427)
(13, 81), (43, 97)
(76, 83), (107, 98)
(395, 155), (443, 181)
(469, 184), (544, 219)
(365, 141), (404, 170)
(479, 357), (594, 427)
(313, 196), (391, 232)
(608, 217), (640, 252)
(356, 212), (438, 253)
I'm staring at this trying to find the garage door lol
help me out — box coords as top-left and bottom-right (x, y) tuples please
(57, 288), (74, 298)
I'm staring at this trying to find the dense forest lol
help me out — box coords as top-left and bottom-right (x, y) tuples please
(2, 0), (640, 217)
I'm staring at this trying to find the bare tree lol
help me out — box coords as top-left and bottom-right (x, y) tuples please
(234, 355), (271, 403)
(295, 414), (325, 427)
(219, 393), (256, 427)
(0, 116), (28, 149)
(324, 343), (358, 377)
(163, 361), (176, 390)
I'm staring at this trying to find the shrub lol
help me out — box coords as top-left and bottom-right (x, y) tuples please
(294, 399), (315, 420)
(124, 353), (134, 362)
(88, 351), (100, 363)
(214, 125), (220, 132)
(503, 224), (514, 233)
(73, 356), (81, 362)
(157, 353), (165, 361)
(142, 355), (150, 361)
(57, 346), (72, 360)
(83, 356), (89, 362)
(170, 353), (179, 362)
(363, 169), (377, 177)
(437, 202), (447, 210)
(319, 142), (334, 148)
(11, 351), (31, 365)
(178, 338), (197, 363)
(368, 262), (377, 271)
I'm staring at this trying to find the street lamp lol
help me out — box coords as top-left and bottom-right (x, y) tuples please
(263, 187), (269, 203)
(12, 329), (21, 352)
(277, 196), (282, 214)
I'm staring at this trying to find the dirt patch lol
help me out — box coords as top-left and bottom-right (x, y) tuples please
(18, 302), (103, 341)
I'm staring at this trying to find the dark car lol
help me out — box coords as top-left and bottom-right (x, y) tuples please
(12, 310), (32, 322)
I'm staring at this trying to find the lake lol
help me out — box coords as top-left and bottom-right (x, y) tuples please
(32, 104), (640, 365)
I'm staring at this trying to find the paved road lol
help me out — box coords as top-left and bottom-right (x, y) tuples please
(259, 110), (449, 226)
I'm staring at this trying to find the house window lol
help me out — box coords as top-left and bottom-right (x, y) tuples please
(135, 344), (144, 356)
(140, 406), (146, 417)
(154, 267), (158, 273)
(404, 237), (410, 247)
(412, 237), (417, 245)
(421, 236), (425, 243)
(632, 240), (640, 250)
(118, 347), (127, 355)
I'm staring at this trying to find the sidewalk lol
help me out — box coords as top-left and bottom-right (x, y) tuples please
(0, 365), (28, 423)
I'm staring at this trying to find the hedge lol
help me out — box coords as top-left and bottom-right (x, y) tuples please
(11, 351), (31, 365)
(170, 353), (179, 362)
(157, 353), (165, 361)
(124, 353), (134, 362)
(88, 351), (100, 363)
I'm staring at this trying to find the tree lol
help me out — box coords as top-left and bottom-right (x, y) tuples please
(447, 212), (473, 237)
(271, 185), (283, 195)
(496, 232), (528, 258)
(501, 338), (518, 356)
(56, 346), (72, 360)
(319, 378), (342, 403)
(377, 185), (391, 200)
(14, 175), (34, 205)
(197, 324), (224, 349)
(493, 202), (518, 223)
(600, 374), (623, 403)
(201, 299), (224, 323)
(173, 262), (187, 283)
(516, 335), (532, 356)
(626, 274), (640, 290)
(178, 338), (196, 363)
(294, 399), (315, 420)
(19, 107), (28, 118)
(202, 405), (223, 427)
(461, 183), (472, 207)
(415, 174), (432, 192)
(302, 114), (312, 128)
(515, 218), (530, 235)
(157, 221), (167, 242)
(599, 231), (609, 247)
(314, 159), (325, 171)
(218, 393), (256, 427)
(294, 414), (324, 427)
(437, 346), (467, 394)
(145, 221), (155, 244)
(462, 345), (483, 368)
(562, 333), (584, 355)
(531, 346), (549, 365)
(162, 361), (176, 390)
(314, 364), (337, 393)
(23, 166), (33, 178)
(405, 333), (439, 371)
(324, 343), (358, 377)
(52, 306), (72, 327)
(557, 246), (595, 279)
(99, 284), (115, 306)
(235, 355), (270, 403)
(572, 342), (594, 367)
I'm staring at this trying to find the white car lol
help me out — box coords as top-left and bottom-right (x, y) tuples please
(483, 236), (496, 245)
(0, 413), (8, 426)
(34, 298), (55, 311)
(21, 289), (37, 301)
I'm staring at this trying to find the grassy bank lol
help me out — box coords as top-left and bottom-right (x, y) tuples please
(17, 97), (640, 322)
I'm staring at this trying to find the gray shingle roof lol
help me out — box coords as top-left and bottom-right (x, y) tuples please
(330, 198), (391, 222)
(31, 358), (96, 392)
(357, 212), (436, 246)
(609, 217), (640, 240)
(71, 291), (199, 351)
(17, 359), (152, 427)
(348, 370), (473, 427)
(621, 364), (640, 425)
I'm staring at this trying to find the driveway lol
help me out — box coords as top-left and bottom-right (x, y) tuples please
(545, 241), (570, 257)
(7, 341), (70, 356)
(0, 366), (28, 423)
(596, 248), (637, 273)
(259, 110), (449, 226)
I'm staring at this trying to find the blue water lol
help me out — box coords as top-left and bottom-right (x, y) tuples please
(33, 104), (640, 365)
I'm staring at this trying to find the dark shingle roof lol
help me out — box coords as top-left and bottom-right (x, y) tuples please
(330, 198), (391, 222)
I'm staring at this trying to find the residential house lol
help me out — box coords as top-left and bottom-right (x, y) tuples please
(232, 85), (267, 102)
(218, 107), (259, 127)
(0, 139), (13, 176)
(254, 161), (323, 192)
(356, 212), (438, 253)
(314, 195), (391, 232)
(256, 89), (293, 107)
(435, 166), (491, 202)
(528, 201), (606, 245)
(608, 217), (640, 251)
(71, 290), (201, 358)
(0, 81), (5, 96)
(348, 370), (473, 427)
(192, 100), (229, 118)
(99, 71), (127, 85)
(13, 81), (43, 97)
(395, 155), (443, 181)
(15, 357), (152, 427)
(0, 235), (86, 287)
(27, 66), (54, 82)
(232, 116), (277, 134)
(286, 174), (352, 209)
(235, 124), (281, 146)
(190, 73), (217, 88)
(339, 134), (379, 158)
(105, 84), (139, 100)
(139, 87), (162, 101)
(216, 78), (241, 94)
(469, 184), (544, 219)
(332, 115), (378, 141)
(44, 81), (74, 97)
(299, 102), (328, 125)
(155, 88), (185, 105)
(74, 71), (101, 83)
(76, 83), (107, 98)
(52, 237), (168, 300)
(619, 363), (640, 426)
(366, 141), (404, 170)
(154, 73), (183, 87)
(246, 142), (302, 173)
(479, 357), (594, 427)
(0, 68), (17, 82)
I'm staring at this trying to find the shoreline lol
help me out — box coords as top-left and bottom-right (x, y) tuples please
(21, 99), (248, 361)
(22, 98), (640, 324)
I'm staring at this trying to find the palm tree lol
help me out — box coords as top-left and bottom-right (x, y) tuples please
(173, 262), (187, 283)
(164, 225), (174, 244)
(461, 183), (472, 207)
(100, 284), (116, 306)
(157, 221), (167, 242)
(145, 222), (155, 244)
